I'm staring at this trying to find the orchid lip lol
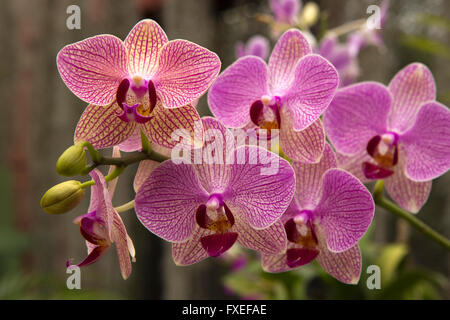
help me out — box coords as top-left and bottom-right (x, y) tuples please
(284, 214), (318, 248)
(362, 161), (394, 179)
(117, 103), (153, 124)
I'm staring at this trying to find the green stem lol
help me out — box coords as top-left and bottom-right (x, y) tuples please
(80, 150), (169, 189)
(373, 180), (450, 250)
(115, 200), (135, 213)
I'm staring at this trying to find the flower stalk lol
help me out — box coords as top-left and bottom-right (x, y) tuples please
(373, 180), (450, 250)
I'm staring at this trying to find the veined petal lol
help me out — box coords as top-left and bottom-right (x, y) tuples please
(233, 218), (286, 255)
(124, 19), (168, 78)
(142, 102), (202, 149)
(385, 154), (431, 214)
(315, 169), (374, 252)
(336, 150), (372, 184)
(316, 226), (361, 284)
(284, 54), (339, 131)
(117, 127), (142, 152)
(280, 108), (325, 163)
(134, 160), (160, 192)
(172, 225), (213, 266)
(88, 169), (113, 232)
(192, 117), (236, 194)
(225, 146), (295, 229)
(57, 35), (128, 106)
(388, 63), (436, 132)
(208, 56), (268, 128)
(74, 103), (136, 149)
(401, 102), (450, 181)
(268, 29), (311, 94)
(292, 144), (337, 209)
(324, 82), (391, 154)
(135, 161), (209, 242)
(154, 40), (221, 108)
(111, 212), (133, 280)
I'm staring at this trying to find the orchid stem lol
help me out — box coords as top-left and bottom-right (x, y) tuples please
(115, 200), (135, 213)
(80, 150), (169, 189)
(373, 180), (450, 250)
(326, 18), (366, 38)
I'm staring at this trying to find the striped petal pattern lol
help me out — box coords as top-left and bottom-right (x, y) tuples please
(124, 19), (168, 78)
(154, 40), (221, 108)
(57, 35), (128, 106)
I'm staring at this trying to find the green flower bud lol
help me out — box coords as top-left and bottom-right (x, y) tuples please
(56, 143), (87, 176)
(40, 180), (85, 214)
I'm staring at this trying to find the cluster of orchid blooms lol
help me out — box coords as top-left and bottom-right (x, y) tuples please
(40, 0), (449, 285)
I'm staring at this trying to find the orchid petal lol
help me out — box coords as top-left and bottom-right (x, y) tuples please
(225, 146), (295, 229)
(135, 161), (209, 242)
(172, 226), (212, 265)
(143, 102), (203, 149)
(208, 56), (268, 127)
(74, 103), (136, 150)
(388, 63), (436, 132)
(107, 147), (121, 198)
(284, 54), (339, 131)
(315, 169), (374, 252)
(336, 150), (372, 183)
(268, 29), (311, 94)
(401, 102), (450, 181)
(134, 160), (160, 192)
(124, 19), (168, 78)
(192, 117), (236, 194)
(72, 245), (110, 268)
(280, 108), (325, 163)
(111, 212), (133, 279)
(324, 82), (391, 154)
(117, 127), (142, 152)
(292, 144), (337, 209)
(57, 35), (128, 105)
(385, 154), (431, 214)
(315, 226), (361, 284)
(233, 218), (286, 255)
(154, 40), (221, 108)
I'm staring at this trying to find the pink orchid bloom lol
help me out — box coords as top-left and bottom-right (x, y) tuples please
(269, 0), (301, 25)
(57, 19), (220, 151)
(67, 169), (135, 280)
(235, 35), (270, 61)
(324, 63), (450, 213)
(134, 117), (295, 265)
(262, 145), (374, 284)
(57, 19), (221, 109)
(208, 29), (338, 163)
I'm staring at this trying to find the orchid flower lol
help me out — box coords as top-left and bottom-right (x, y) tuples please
(57, 19), (220, 151)
(269, 0), (301, 25)
(316, 36), (359, 87)
(134, 117), (295, 265)
(262, 145), (374, 284)
(67, 169), (136, 280)
(324, 63), (450, 213)
(235, 35), (270, 61)
(208, 29), (338, 163)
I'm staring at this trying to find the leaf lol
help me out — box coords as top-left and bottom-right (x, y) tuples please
(375, 243), (409, 287)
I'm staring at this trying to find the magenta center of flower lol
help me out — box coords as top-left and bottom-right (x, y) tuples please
(363, 132), (399, 179)
(249, 95), (282, 132)
(284, 210), (320, 268)
(115, 77), (158, 124)
(196, 194), (238, 258)
(284, 210), (318, 249)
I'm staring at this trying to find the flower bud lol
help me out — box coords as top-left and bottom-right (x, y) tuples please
(56, 143), (87, 176)
(40, 180), (85, 214)
(301, 2), (319, 28)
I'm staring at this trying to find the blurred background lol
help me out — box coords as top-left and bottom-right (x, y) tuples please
(0, 0), (448, 299)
